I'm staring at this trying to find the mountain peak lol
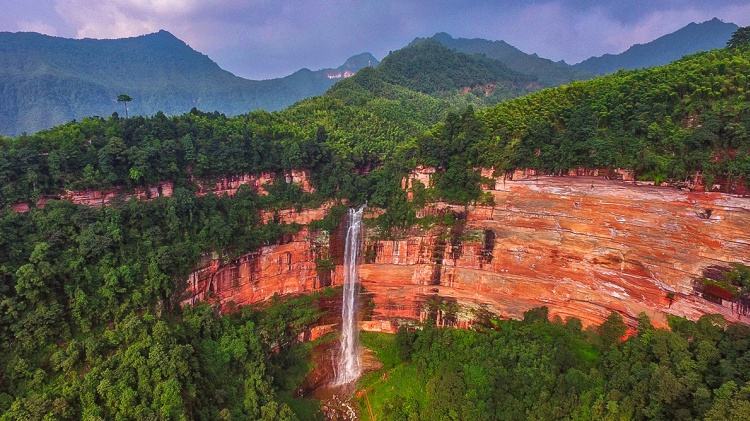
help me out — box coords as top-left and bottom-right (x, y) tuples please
(142, 29), (184, 44)
(432, 32), (454, 42)
(338, 52), (379, 71)
(423, 32), (584, 86)
(574, 18), (738, 74)
(153, 29), (177, 38)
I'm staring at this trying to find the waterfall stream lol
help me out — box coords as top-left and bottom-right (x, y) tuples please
(334, 206), (365, 385)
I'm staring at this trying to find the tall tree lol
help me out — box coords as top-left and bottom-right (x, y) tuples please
(117, 94), (133, 118)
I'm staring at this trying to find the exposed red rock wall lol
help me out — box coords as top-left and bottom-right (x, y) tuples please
(61, 181), (175, 207)
(195, 173), (275, 197)
(194, 170), (315, 197)
(182, 176), (750, 329)
(181, 228), (334, 311)
(401, 166), (435, 200)
(8, 170), (315, 211)
(360, 177), (750, 328)
(260, 201), (336, 225)
(405, 166), (748, 198)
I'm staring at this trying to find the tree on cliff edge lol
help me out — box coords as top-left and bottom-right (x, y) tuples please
(117, 94), (132, 118)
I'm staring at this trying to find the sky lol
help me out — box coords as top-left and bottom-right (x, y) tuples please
(1, 0), (749, 80)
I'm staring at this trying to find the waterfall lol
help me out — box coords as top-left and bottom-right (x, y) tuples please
(334, 206), (365, 385)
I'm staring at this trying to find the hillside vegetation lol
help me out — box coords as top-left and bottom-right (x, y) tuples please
(360, 310), (750, 421)
(1, 43), (749, 213)
(421, 47), (750, 196)
(375, 40), (535, 98)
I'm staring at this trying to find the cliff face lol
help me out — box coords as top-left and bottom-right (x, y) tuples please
(10, 170), (314, 210)
(181, 227), (330, 310)
(362, 177), (750, 328)
(181, 202), (337, 310)
(182, 175), (750, 329)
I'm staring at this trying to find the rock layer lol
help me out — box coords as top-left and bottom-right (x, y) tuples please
(9, 170), (314, 211)
(184, 176), (750, 328)
(363, 177), (750, 328)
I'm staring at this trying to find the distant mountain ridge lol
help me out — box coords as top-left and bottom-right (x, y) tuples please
(422, 32), (589, 86)
(0, 18), (740, 136)
(573, 18), (738, 74)
(0, 30), (377, 135)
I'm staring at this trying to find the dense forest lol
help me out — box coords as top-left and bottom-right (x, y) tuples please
(1, 27), (750, 420)
(360, 308), (750, 420)
(0, 186), (331, 419)
(437, 47), (750, 190)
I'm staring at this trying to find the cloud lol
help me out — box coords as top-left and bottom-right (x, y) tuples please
(16, 20), (59, 36)
(53, 0), (205, 38)
(12, 0), (748, 78)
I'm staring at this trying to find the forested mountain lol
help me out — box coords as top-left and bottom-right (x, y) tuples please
(420, 45), (750, 203)
(378, 39), (536, 95)
(2, 39), (749, 216)
(2, 19), (736, 137)
(574, 18), (738, 74)
(424, 32), (588, 86)
(0, 30), (377, 135)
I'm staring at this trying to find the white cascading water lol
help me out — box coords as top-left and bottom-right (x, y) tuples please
(334, 206), (365, 385)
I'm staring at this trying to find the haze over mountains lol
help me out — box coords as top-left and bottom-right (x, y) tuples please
(0, 18), (737, 136)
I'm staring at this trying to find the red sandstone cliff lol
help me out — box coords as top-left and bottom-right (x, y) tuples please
(361, 177), (750, 329)
(9, 170), (314, 211)
(181, 175), (750, 330)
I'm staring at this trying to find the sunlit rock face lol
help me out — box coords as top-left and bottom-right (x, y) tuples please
(364, 176), (750, 328)
(181, 175), (750, 330)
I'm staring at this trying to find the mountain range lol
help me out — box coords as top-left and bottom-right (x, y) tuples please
(0, 30), (377, 135)
(418, 32), (588, 86)
(0, 18), (737, 135)
(573, 17), (738, 74)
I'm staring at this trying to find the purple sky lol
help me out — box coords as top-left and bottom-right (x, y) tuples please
(1, 0), (749, 79)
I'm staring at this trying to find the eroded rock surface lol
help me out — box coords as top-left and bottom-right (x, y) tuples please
(184, 176), (750, 328)
(363, 177), (750, 328)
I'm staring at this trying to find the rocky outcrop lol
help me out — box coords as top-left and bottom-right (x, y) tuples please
(182, 176), (750, 330)
(8, 170), (314, 211)
(194, 170), (315, 197)
(260, 201), (336, 225)
(181, 228), (332, 311)
(404, 166), (748, 197)
(61, 181), (174, 206)
(195, 173), (275, 197)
